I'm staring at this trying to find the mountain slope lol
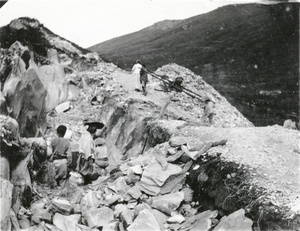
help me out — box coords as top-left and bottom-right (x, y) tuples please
(90, 3), (299, 126)
(0, 17), (90, 56)
(0, 17), (97, 88)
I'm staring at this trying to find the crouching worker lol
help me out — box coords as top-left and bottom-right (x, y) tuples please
(93, 138), (109, 176)
(200, 96), (216, 125)
(47, 125), (71, 187)
(77, 120), (105, 183)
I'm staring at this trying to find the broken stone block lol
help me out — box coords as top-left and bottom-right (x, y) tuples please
(102, 221), (119, 231)
(84, 207), (114, 228)
(52, 198), (73, 215)
(212, 209), (253, 231)
(120, 208), (134, 228)
(128, 154), (153, 168)
(187, 139), (205, 151)
(133, 203), (152, 217)
(107, 177), (130, 196)
(0, 178), (13, 231)
(124, 170), (140, 185)
(179, 210), (218, 231)
(76, 224), (99, 231)
(151, 191), (185, 215)
(53, 213), (81, 231)
(179, 152), (191, 163)
(127, 199), (138, 209)
(167, 148), (177, 155)
(167, 214), (185, 224)
(105, 193), (121, 205)
(114, 204), (127, 217)
(127, 209), (161, 231)
(152, 209), (168, 230)
(18, 218), (30, 229)
(160, 171), (186, 195)
(181, 145), (198, 160)
(80, 191), (100, 215)
(167, 150), (184, 162)
(35, 221), (48, 231)
(10, 209), (21, 231)
(129, 165), (143, 175)
(30, 198), (48, 211)
(127, 185), (142, 199)
(55, 101), (70, 114)
(194, 142), (213, 159)
(181, 187), (194, 203)
(169, 136), (190, 147)
(69, 187), (84, 204)
(152, 149), (168, 170)
(31, 208), (52, 223)
(140, 159), (182, 196)
(211, 139), (227, 147)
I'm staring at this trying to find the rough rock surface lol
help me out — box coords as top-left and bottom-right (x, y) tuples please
(1, 42), (299, 231)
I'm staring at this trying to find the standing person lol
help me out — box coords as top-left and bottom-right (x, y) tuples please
(47, 125), (71, 187)
(200, 96), (215, 125)
(283, 112), (299, 130)
(77, 120), (105, 182)
(132, 59), (142, 91)
(140, 64), (149, 96)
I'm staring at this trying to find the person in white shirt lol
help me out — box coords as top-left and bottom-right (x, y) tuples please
(76, 120), (105, 180)
(132, 59), (142, 91)
(200, 97), (216, 125)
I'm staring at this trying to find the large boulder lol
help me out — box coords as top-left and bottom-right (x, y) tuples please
(2, 57), (47, 137)
(0, 177), (13, 231)
(38, 49), (69, 112)
(2, 48), (71, 137)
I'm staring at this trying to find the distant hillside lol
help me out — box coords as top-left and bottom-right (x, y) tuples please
(90, 3), (299, 126)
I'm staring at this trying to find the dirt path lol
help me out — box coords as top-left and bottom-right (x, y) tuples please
(111, 69), (197, 121)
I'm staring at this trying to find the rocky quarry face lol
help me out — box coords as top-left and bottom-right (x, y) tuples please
(0, 39), (299, 231)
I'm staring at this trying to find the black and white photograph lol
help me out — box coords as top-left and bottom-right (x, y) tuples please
(0, 0), (299, 230)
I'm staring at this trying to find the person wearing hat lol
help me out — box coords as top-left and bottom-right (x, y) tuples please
(47, 125), (70, 186)
(283, 112), (299, 130)
(200, 96), (216, 125)
(76, 120), (105, 180)
(132, 59), (142, 91)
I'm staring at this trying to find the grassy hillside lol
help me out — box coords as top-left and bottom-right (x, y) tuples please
(90, 3), (299, 126)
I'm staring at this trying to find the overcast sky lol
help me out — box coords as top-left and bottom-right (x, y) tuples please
(0, 0), (267, 48)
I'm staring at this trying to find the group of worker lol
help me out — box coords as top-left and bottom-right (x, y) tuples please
(47, 120), (108, 187)
(132, 59), (216, 125)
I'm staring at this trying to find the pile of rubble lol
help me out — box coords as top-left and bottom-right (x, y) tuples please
(10, 135), (253, 231)
(1, 34), (298, 230)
